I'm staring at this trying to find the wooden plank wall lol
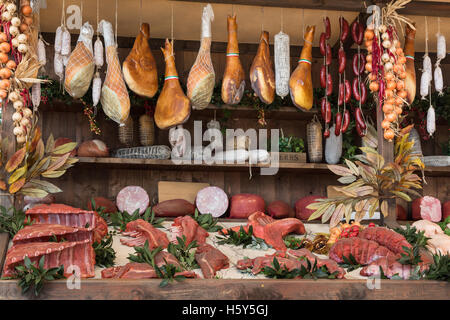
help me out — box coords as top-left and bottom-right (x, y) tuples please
(39, 40), (449, 212)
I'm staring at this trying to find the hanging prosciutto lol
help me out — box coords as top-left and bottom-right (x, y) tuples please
(221, 14), (245, 105)
(403, 23), (416, 104)
(123, 23), (158, 98)
(155, 39), (191, 130)
(289, 25), (315, 111)
(250, 31), (275, 104)
(187, 4), (215, 110)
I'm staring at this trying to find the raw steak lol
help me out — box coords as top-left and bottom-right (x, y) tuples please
(101, 263), (198, 279)
(12, 224), (93, 244)
(116, 186), (149, 215)
(170, 215), (208, 245)
(412, 196), (442, 222)
(358, 227), (411, 255)
(3, 239), (95, 278)
(284, 248), (346, 278)
(195, 186), (228, 217)
(329, 237), (399, 265)
(194, 244), (229, 278)
(120, 219), (169, 249)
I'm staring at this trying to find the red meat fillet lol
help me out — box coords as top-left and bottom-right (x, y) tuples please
(171, 215), (208, 245)
(194, 244), (229, 278)
(12, 224), (93, 244)
(121, 219), (169, 249)
(358, 226), (412, 255)
(3, 239), (95, 278)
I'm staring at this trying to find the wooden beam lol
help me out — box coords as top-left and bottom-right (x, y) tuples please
(0, 233), (9, 275)
(172, 0), (450, 18)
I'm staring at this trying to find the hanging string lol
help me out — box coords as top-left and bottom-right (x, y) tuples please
(437, 17), (441, 35)
(139, 0), (143, 28)
(115, 0), (118, 46)
(280, 8), (283, 32)
(302, 9), (305, 45)
(231, 4), (234, 16)
(261, 7), (264, 32)
(80, 0), (83, 24)
(61, 0), (65, 27)
(424, 16), (428, 54)
(96, 0), (99, 37)
(171, 3), (174, 43)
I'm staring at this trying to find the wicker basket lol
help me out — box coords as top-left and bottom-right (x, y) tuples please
(118, 116), (134, 147)
(139, 114), (155, 146)
(307, 115), (323, 163)
(113, 145), (171, 159)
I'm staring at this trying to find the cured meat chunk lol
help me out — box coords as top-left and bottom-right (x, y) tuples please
(412, 196), (442, 222)
(3, 239), (95, 278)
(120, 219), (169, 249)
(171, 215), (208, 245)
(229, 194), (265, 219)
(285, 248), (346, 278)
(250, 31), (275, 104)
(116, 186), (149, 215)
(101, 262), (198, 279)
(153, 199), (195, 217)
(195, 244), (229, 278)
(13, 224), (93, 244)
(195, 186), (229, 217)
(403, 23), (416, 104)
(358, 227), (411, 255)
(87, 197), (118, 214)
(295, 195), (325, 220)
(267, 200), (294, 219)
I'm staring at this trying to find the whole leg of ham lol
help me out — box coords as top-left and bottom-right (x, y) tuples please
(64, 22), (95, 98)
(221, 15), (245, 105)
(404, 23), (416, 104)
(155, 39), (191, 130)
(123, 23), (158, 98)
(187, 4), (215, 110)
(250, 31), (275, 104)
(289, 25), (315, 111)
(98, 20), (130, 126)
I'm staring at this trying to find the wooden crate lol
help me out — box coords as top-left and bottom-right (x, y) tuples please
(272, 152), (307, 163)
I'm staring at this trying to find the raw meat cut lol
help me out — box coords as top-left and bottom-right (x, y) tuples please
(329, 237), (399, 265)
(171, 215), (208, 245)
(64, 22), (95, 98)
(289, 25), (315, 111)
(426, 234), (450, 256)
(101, 262), (198, 279)
(25, 204), (107, 243)
(187, 4), (215, 110)
(295, 195), (325, 220)
(412, 220), (444, 238)
(12, 224), (93, 244)
(123, 23), (158, 98)
(195, 186), (229, 217)
(443, 201), (450, 220)
(98, 20), (130, 126)
(155, 39), (191, 130)
(77, 139), (109, 157)
(358, 226), (411, 255)
(153, 199), (195, 217)
(195, 243), (229, 278)
(267, 200), (294, 219)
(120, 219), (169, 249)
(87, 197), (118, 214)
(250, 31), (275, 104)
(3, 239), (95, 278)
(236, 255), (305, 275)
(412, 196), (442, 222)
(229, 194), (265, 219)
(221, 14), (245, 105)
(284, 248), (346, 278)
(116, 186), (149, 215)
(403, 23), (416, 104)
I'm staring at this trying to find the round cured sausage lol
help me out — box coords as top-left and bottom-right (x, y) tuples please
(116, 186), (149, 215)
(196, 186), (229, 218)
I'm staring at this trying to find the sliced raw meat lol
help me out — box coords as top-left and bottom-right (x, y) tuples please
(295, 195), (325, 220)
(13, 224), (93, 244)
(358, 227), (411, 255)
(412, 220), (444, 238)
(426, 233), (450, 256)
(412, 196), (442, 222)
(195, 244), (229, 278)
(101, 263), (198, 279)
(87, 197), (118, 213)
(284, 248), (346, 278)
(171, 215), (208, 245)
(329, 237), (399, 265)
(195, 186), (228, 217)
(153, 199), (195, 217)
(120, 219), (169, 249)
(229, 194), (265, 219)
(116, 186), (149, 214)
(267, 200), (294, 219)
(236, 255), (306, 275)
(3, 239), (95, 278)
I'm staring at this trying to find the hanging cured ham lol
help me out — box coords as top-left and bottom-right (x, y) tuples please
(123, 23), (158, 98)
(221, 15), (245, 105)
(98, 20), (130, 126)
(154, 39), (191, 130)
(187, 4), (215, 110)
(250, 31), (275, 104)
(64, 22), (95, 98)
(404, 23), (416, 104)
(289, 25), (315, 111)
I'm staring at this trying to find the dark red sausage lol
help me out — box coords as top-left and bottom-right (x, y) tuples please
(356, 122), (365, 137)
(320, 32), (326, 56)
(325, 100), (331, 123)
(324, 17), (331, 39)
(326, 44), (332, 66)
(320, 65), (327, 88)
(344, 80), (352, 103)
(352, 53), (365, 76)
(355, 107), (366, 130)
(352, 77), (361, 101)
(326, 73), (333, 96)
(357, 22), (364, 45)
(335, 112), (342, 136)
(338, 47), (346, 74)
(351, 20), (359, 44)
(320, 98), (327, 120)
(339, 17), (349, 42)
(338, 82), (344, 106)
(324, 127), (330, 138)
(360, 82), (367, 104)
(341, 109), (350, 133)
